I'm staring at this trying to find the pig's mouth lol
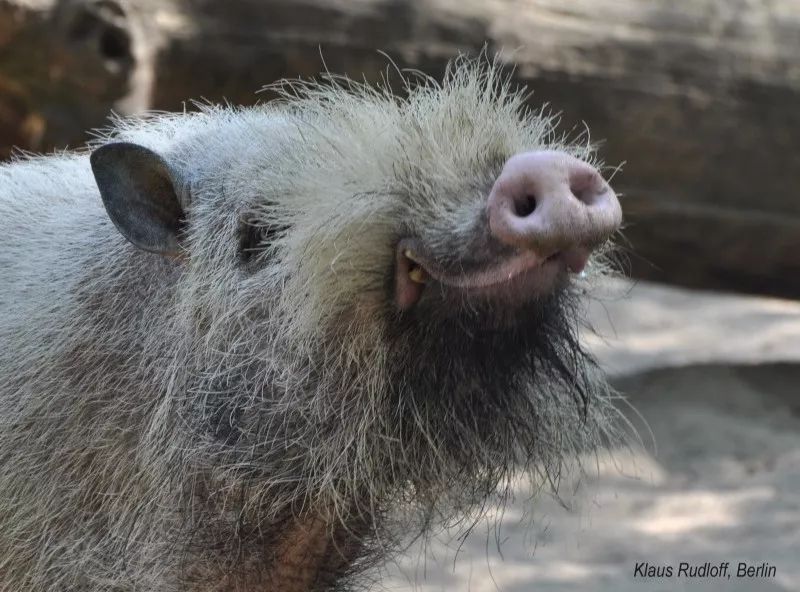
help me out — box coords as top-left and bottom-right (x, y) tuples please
(394, 238), (590, 311)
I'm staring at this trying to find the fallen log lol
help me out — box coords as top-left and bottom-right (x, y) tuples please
(2, 0), (798, 298)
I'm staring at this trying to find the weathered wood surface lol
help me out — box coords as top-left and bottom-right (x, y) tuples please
(0, 0), (152, 157)
(2, 0), (799, 298)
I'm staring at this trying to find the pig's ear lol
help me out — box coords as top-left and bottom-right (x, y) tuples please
(91, 142), (185, 257)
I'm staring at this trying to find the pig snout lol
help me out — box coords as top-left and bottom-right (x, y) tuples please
(487, 151), (621, 268)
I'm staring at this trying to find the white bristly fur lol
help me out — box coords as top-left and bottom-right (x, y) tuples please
(0, 56), (624, 591)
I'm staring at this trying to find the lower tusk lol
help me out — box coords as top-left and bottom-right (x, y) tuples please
(408, 266), (427, 284)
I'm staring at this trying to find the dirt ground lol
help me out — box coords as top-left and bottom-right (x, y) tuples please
(380, 279), (800, 591)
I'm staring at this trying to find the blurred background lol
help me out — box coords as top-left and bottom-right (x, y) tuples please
(2, 0), (799, 590)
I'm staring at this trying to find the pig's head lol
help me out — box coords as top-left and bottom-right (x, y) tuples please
(91, 57), (623, 534)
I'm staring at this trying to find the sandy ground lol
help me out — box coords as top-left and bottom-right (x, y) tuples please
(379, 279), (800, 592)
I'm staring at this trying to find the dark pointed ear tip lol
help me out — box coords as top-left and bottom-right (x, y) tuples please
(91, 141), (163, 167)
(90, 143), (114, 167)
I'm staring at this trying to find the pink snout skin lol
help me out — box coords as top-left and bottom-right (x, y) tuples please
(487, 150), (621, 256)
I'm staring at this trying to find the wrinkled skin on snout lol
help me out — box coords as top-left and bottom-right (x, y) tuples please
(0, 58), (624, 592)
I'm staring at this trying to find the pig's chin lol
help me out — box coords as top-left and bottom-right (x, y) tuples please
(379, 269), (608, 517)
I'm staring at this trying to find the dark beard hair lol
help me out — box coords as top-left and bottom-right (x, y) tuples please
(380, 285), (611, 516)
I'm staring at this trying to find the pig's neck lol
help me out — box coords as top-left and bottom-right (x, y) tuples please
(268, 515), (359, 591)
(215, 512), (367, 592)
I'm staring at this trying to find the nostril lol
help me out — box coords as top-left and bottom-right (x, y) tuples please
(514, 194), (537, 217)
(573, 185), (600, 206)
(570, 170), (606, 206)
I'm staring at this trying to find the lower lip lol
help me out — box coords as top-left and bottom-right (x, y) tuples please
(395, 242), (578, 311)
(407, 257), (566, 313)
(455, 256), (564, 298)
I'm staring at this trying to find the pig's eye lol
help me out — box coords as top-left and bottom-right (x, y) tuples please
(237, 211), (290, 269)
(238, 216), (272, 266)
